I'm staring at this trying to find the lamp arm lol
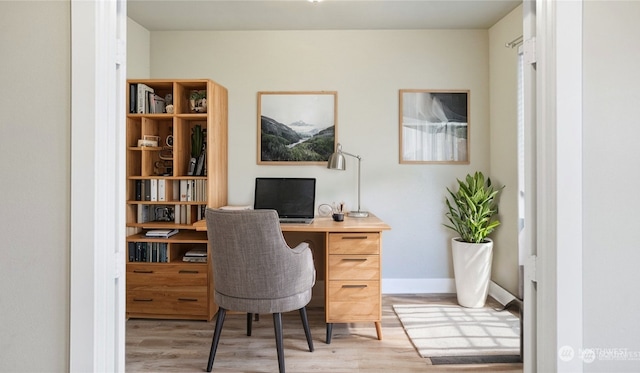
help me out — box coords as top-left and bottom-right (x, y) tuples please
(341, 151), (361, 161)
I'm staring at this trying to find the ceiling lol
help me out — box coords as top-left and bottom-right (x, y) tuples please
(128, 0), (521, 31)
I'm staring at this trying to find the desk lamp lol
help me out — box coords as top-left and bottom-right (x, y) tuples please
(327, 143), (369, 218)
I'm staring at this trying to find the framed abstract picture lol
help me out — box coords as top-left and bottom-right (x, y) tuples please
(399, 89), (470, 164)
(258, 91), (337, 165)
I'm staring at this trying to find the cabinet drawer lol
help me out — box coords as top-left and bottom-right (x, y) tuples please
(328, 255), (379, 281)
(127, 263), (208, 286)
(327, 280), (380, 322)
(127, 285), (208, 315)
(328, 233), (380, 255)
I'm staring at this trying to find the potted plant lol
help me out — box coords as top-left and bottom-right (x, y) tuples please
(444, 171), (503, 308)
(189, 90), (207, 113)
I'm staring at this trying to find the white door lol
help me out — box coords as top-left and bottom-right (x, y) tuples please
(70, 0), (127, 371)
(522, 1), (584, 372)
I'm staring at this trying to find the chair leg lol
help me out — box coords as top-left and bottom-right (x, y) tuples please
(273, 313), (285, 373)
(298, 307), (314, 352)
(247, 313), (253, 336)
(207, 308), (227, 372)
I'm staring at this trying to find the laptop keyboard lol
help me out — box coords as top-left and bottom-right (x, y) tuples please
(279, 218), (314, 224)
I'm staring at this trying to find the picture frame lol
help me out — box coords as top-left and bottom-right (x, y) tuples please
(258, 91), (337, 165)
(399, 89), (470, 164)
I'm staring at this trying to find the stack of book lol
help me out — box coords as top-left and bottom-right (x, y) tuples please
(183, 248), (207, 263)
(128, 242), (168, 263)
(145, 229), (178, 238)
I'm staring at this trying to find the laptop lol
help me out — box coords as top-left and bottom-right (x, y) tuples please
(254, 177), (316, 224)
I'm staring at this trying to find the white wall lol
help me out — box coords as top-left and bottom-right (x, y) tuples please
(488, 5), (522, 296)
(583, 1), (640, 371)
(146, 29), (492, 290)
(127, 17), (151, 79)
(0, 1), (70, 371)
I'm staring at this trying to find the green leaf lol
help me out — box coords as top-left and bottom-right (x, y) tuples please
(442, 171), (504, 243)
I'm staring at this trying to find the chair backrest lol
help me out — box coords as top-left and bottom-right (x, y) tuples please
(205, 208), (314, 301)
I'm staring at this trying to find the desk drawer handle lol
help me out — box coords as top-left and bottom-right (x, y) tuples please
(133, 298), (153, 302)
(342, 258), (367, 262)
(341, 236), (368, 240)
(342, 284), (368, 289)
(178, 298), (198, 302)
(179, 270), (199, 274)
(133, 270), (154, 274)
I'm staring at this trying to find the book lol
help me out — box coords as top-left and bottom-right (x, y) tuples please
(151, 243), (158, 262)
(180, 180), (188, 201)
(182, 256), (207, 263)
(129, 84), (137, 114)
(180, 205), (187, 224)
(144, 180), (151, 201)
(135, 242), (143, 262)
(186, 205), (192, 224)
(136, 83), (154, 114)
(159, 243), (168, 263)
(174, 203), (181, 224)
(157, 179), (166, 202)
(135, 180), (142, 201)
(128, 242), (136, 262)
(184, 248), (207, 257)
(150, 94), (165, 114)
(150, 179), (158, 201)
(183, 247), (207, 262)
(145, 229), (178, 238)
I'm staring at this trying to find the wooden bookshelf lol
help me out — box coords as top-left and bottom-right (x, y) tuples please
(125, 79), (227, 321)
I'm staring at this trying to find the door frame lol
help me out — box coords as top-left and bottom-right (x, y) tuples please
(69, 1), (585, 371)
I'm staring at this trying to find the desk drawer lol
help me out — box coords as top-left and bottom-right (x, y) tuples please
(328, 233), (380, 255)
(327, 280), (380, 322)
(127, 285), (208, 315)
(328, 255), (379, 280)
(127, 263), (208, 286)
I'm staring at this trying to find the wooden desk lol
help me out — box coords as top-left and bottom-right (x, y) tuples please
(195, 214), (391, 343)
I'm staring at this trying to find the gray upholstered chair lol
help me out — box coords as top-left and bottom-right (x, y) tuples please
(205, 208), (316, 373)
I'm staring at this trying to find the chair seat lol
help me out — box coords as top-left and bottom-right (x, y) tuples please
(215, 288), (312, 314)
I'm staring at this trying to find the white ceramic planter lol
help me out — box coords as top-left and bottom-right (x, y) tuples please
(451, 238), (493, 308)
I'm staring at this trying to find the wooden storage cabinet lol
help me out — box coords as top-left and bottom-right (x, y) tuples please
(125, 79), (227, 321)
(326, 232), (381, 326)
(127, 263), (209, 318)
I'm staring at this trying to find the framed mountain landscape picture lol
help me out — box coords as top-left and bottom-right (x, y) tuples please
(258, 91), (337, 165)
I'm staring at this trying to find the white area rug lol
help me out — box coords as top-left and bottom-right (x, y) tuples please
(393, 304), (520, 358)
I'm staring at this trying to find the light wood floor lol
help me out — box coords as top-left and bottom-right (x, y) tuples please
(126, 294), (523, 372)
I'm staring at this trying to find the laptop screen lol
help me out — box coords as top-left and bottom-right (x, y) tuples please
(254, 178), (316, 219)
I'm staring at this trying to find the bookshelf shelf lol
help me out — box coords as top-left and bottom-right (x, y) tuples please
(125, 78), (228, 321)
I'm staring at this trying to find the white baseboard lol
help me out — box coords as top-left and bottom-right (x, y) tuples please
(380, 278), (517, 307)
(488, 281), (517, 306)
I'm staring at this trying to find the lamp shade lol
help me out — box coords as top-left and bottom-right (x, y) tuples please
(327, 152), (346, 170)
